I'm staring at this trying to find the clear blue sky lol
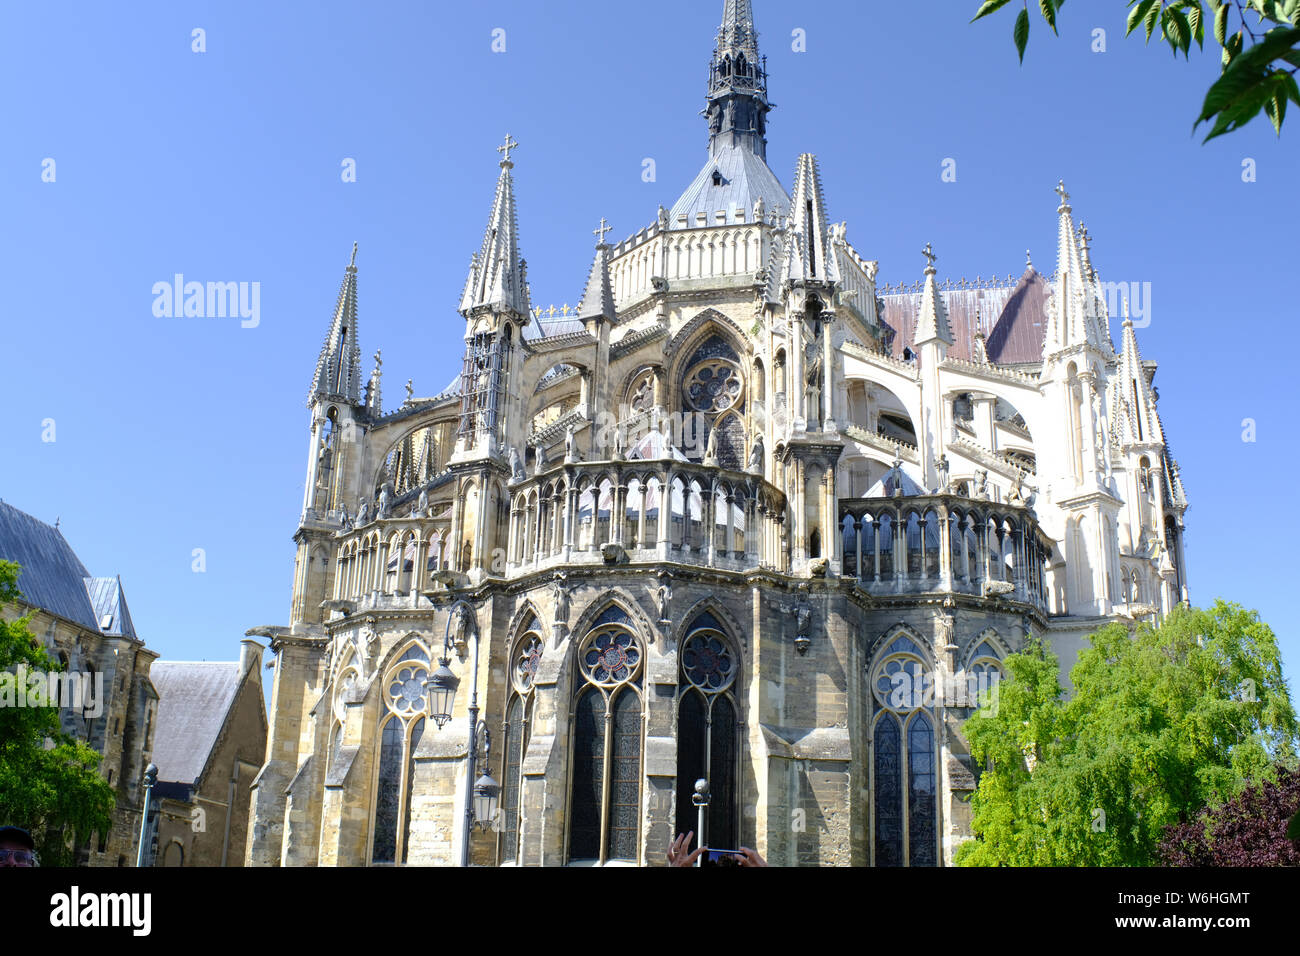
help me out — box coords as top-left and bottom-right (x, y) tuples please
(2, 1), (1295, 693)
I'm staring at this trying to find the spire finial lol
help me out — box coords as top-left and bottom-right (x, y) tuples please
(1078, 222), (1091, 250)
(497, 133), (519, 168)
(1026, 249), (1033, 267)
(349, 241), (358, 269)
(922, 242), (937, 274)
(1122, 295), (1132, 327)
(1055, 180), (1071, 211)
(593, 217), (613, 246)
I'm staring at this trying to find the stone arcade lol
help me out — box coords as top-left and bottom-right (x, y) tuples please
(245, 0), (1190, 867)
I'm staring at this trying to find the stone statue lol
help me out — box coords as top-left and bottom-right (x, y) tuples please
(564, 425), (576, 463)
(338, 504), (352, 531)
(937, 454), (950, 493)
(417, 487), (429, 517)
(747, 433), (764, 473)
(807, 382), (821, 426)
(534, 443), (549, 475)
(613, 427), (625, 460)
(553, 575), (569, 627)
(975, 469), (989, 499)
(1008, 470), (1025, 504)
(405, 379), (414, 403)
(657, 582), (671, 623)
(508, 445), (526, 483)
(377, 482), (392, 520)
(704, 427), (719, 466)
(356, 498), (370, 526)
(657, 204), (670, 230)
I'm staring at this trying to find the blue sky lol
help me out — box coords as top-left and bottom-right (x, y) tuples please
(2, 1), (1295, 693)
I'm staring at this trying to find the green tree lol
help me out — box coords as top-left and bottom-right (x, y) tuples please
(956, 601), (1298, 866)
(0, 560), (117, 866)
(971, 1), (1300, 140)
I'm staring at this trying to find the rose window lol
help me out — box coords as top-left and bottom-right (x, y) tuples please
(871, 655), (928, 712)
(681, 631), (736, 692)
(684, 360), (744, 414)
(388, 665), (429, 715)
(515, 634), (544, 692)
(581, 628), (641, 685)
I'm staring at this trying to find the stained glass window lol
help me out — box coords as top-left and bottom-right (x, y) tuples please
(676, 621), (739, 853)
(372, 716), (403, 864)
(907, 712), (937, 867)
(874, 712), (903, 867)
(501, 696), (525, 863)
(569, 614), (644, 864)
(569, 687), (605, 861)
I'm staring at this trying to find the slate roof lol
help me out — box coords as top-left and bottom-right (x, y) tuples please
(0, 500), (99, 631)
(149, 661), (245, 786)
(670, 143), (790, 225)
(85, 576), (137, 639)
(878, 266), (1052, 366)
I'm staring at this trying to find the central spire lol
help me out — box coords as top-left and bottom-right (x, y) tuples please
(706, 0), (771, 159)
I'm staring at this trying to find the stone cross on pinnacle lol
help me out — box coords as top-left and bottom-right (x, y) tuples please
(594, 217), (613, 245)
(498, 133), (519, 166)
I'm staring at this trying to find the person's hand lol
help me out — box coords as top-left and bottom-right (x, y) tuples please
(667, 831), (705, 867)
(733, 846), (767, 867)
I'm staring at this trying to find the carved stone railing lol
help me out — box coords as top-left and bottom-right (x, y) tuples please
(330, 514), (455, 607)
(838, 493), (1049, 612)
(506, 458), (789, 577)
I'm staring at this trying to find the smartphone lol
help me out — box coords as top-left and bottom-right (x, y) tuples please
(700, 848), (743, 867)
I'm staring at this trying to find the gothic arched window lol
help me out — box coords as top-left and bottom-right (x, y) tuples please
(569, 605), (644, 863)
(680, 333), (745, 469)
(869, 633), (938, 867)
(675, 613), (740, 851)
(500, 618), (544, 864)
(372, 645), (430, 865)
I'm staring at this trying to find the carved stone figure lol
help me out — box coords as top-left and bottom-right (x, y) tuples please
(704, 427), (719, 466)
(534, 443), (549, 475)
(747, 433), (764, 473)
(936, 453), (950, 493)
(509, 445), (526, 483)
(356, 498), (370, 526)
(656, 582), (671, 623)
(553, 574), (570, 627)
(377, 482), (392, 519)
(975, 469), (989, 499)
(1008, 470), (1025, 504)
(564, 425), (576, 463)
(417, 488), (429, 517)
(339, 504), (352, 531)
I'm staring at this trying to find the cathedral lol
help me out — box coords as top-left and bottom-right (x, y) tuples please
(244, 0), (1190, 867)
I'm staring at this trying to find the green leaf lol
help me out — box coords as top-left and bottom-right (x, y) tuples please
(1189, 2), (1206, 48)
(1165, 6), (1192, 55)
(1215, 2), (1230, 45)
(972, 0), (1014, 21)
(1041, 0), (1058, 33)
(1146, 0), (1162, 41)
(1128, 0), (1160, 36)
(1015, 7), (1031, 62)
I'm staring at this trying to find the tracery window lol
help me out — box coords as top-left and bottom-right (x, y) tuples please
(869, 633), (938, 867)
(680, 334), (746, 469)
(676, 613), (740, 851)
(569, 605), (644, 863)
(966, 640), (1004, 711)
(500, 619), (544, 863)
(372, 645), (430, 865)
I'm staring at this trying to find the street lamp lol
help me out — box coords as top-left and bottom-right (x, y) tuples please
(424, 597), (500, 864)
(692, 777), (710, 868)
(135, 763), (157, 868)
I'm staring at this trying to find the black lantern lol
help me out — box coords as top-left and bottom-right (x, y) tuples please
(425, 659), (460, 728)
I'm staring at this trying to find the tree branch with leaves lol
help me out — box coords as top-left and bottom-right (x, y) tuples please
(971, 0), (1300, 140)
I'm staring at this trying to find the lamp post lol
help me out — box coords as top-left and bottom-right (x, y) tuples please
(135, 763), (157, 868)
(692, 777), (710, 868)
(424, 597), (500, 866)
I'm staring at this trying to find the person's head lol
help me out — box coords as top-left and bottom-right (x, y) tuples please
(0, 827), (37, 867)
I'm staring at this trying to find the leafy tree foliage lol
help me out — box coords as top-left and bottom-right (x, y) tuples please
(0, 560), (116, 866)
(1160, 764), (1300, 864)
(971, 1), (1300, 140)
(956, 601), (1298, 866)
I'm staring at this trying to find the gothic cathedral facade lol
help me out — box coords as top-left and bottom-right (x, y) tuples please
(245, 1), (1190, 867)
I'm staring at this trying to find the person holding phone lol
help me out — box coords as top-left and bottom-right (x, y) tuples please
(666, 831), (767, 867)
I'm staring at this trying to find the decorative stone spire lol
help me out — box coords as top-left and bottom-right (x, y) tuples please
(1045, 181), (1105, 356)
(576, 218), (617, 323)
(365, 349), (383, 415)
(705, 0), (771, 159)
(914, 243), (954, 346)
(310, 242), (363, 405)
(459, 135), (531, 319)
(1115, 303), (1164, 447)
(782, 153), (840, 285)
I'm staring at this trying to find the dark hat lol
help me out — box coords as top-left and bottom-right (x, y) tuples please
(0, 826), (35, 850)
